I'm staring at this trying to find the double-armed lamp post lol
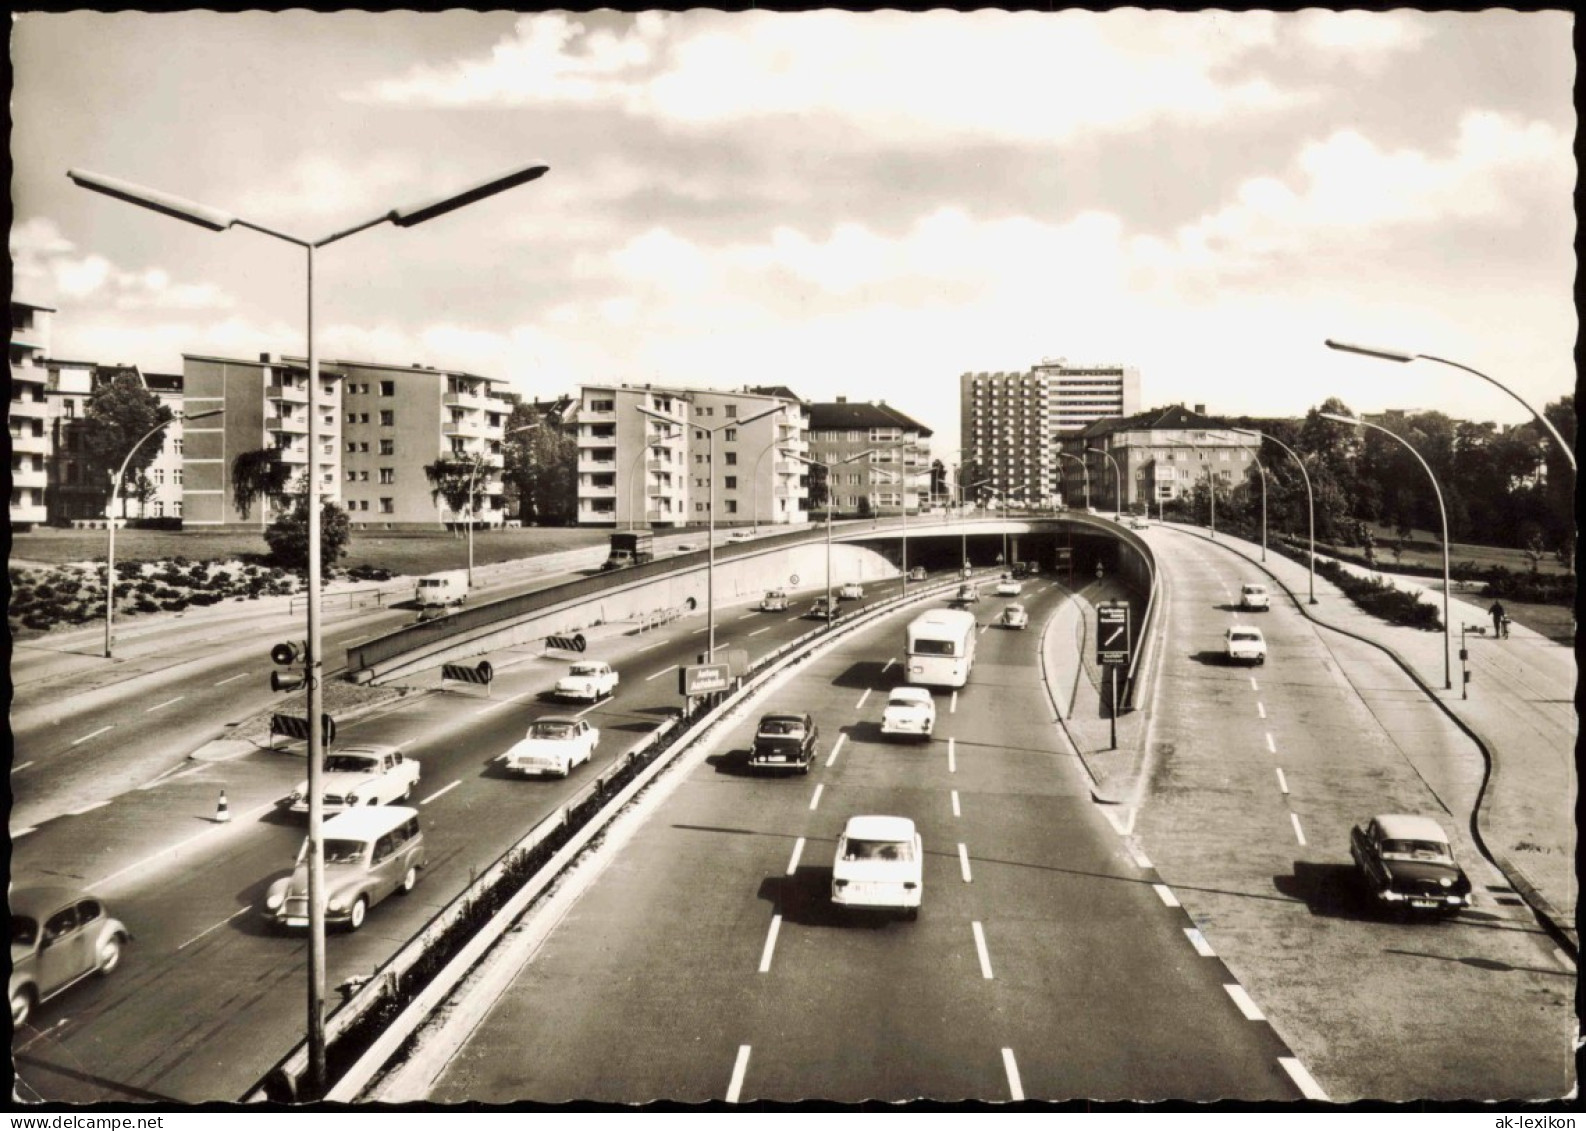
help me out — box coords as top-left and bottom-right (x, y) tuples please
(783, 447), (877, 621)
(1230, 428), (1317, 604)
(465, 422), (539, 589)
(71, 160), (549, 1099)
(1057, 451), (1090, 509)
(1085, 446), (1123, 519)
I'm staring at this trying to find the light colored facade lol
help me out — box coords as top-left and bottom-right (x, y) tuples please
(805, 398), (932, 514)
(10, 301), (54, 528)
(181, 352), (509, 530)
(574, 383), (808, 528)
(46, 364), (186, 523)
(1035, 357), (1141, 431)
(1058, 405), (1257, 513)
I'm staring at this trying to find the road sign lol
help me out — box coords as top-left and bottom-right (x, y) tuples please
(1096, 601), (1132, 667)
(700, 648), (750, 679)
(679, 663), (732, 696)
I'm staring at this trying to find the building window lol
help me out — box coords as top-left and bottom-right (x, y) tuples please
(347, 442), (358, 453)
(725, 404), (737, 418)
(173, 469), (183, 485)
(380, 381), (395, 396)
(359, 500), (370, 511)
(724, 452), (737, 466)
(724, 476), (737, 490)
(379, 498), (394, 514)
(379, 468), (395, 484)
(360, 471), (370, 482)
(347, 471), (357, 482)
(360, 442), (370, 453)
(323, 443), (334, 455)
(360, 413), (370, 424)
(379, 439), (394, 455)
(725, 499), (738, 513)
(724, 429), (737, 442)
(379, 410), (394, 426)
(347, 412), (358, 424)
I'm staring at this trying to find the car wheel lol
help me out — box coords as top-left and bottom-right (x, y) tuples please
(347, 896), (368, 932)
(96, 935), (124, 975)
(905, 906), (919, 922)
(400, 865), (418, 895)
(401, 783), (413, 802)
(12, 986), (36, 1027)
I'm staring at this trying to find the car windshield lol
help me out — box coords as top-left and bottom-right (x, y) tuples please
(530, 722), (576, 740)
(1381, 838), (1453, 862)
(758, 719), (804, 736)
(957, 588), (974, 598)
(324, 755), (378, 773)
(324, 838), (367, 866)
(568, 665), (599, 677)
(889, 692), (925, 706)
(12, 915), (39, 948)
(842, 838), (915, 863)
(1231, 631), (1261, 642)
(1244, 586), (1265, 594)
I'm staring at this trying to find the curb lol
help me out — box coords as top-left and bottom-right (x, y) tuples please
(1167, 525), (1578, 960)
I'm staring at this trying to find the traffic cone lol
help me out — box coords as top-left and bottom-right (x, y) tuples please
(215, 790), (231, 824)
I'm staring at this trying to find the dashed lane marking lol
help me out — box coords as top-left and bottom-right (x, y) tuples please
(950, 691), (958, 714)
(1290, 813), (1307, 846)
(1257, 701), (1266, 720)
(1265, 732), (1276, 754)
(72, 725), (114, 746)
(214, 672), (249, 686)
(786, 838), (805, 876)
(951, 790), (961, 818)
(883, 657), (896, 672)
(646, 665), (679, 682)
(1001, 1049), (1024, 1102)
(826, 735), (847, 768)
(1250, 677), (1259, 691)
(856, 688), (872, 710)
(737, 612), (757, 620)
(1126, 842), (1152, 870)
(1275, 768), (1289, 795)
(947, 738), (957, 774)
(808, 784), (824, 812)
(1279, 1057), (1330, 1101)
(972, 921), (994, 979)
(421, 780), (461, 806)
(176, 907), (249, 952)
(748, 626), (771, 637)
(474, 690), (536, 716)
(726, 1045), (752, 1104)
(1184, 928), (1217, 957)
(1225, 984), (1267, 1021)
(12, 760), (34, 774)
(958, 843), (973, 883)
(1153, 884), (1180, 908)
(758, 914), (782, 973)
(636, 641), (665, 652)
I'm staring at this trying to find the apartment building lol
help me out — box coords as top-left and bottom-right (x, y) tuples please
(47, 364), (186, 523)
(10, 301), (53, 529)
(573, 383), (808, 528)
(181, 352), (510, 530)
(1035, 357), (1141, 431)
(1057, 404), (1256, 513)
(804, 398), (933, 515)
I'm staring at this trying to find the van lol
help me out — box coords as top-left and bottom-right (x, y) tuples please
(262, 806), (426, 932)
(415, 569), (469, 608)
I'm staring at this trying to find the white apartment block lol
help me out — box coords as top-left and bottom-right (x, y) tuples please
(10, 301), (53, 528)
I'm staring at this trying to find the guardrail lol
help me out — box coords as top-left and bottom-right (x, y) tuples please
(246, 568), (980, 1103)
(290, 583), (409, 616)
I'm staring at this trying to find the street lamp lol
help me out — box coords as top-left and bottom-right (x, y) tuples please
(1231, 428), (1318, 605)
(1085, 446), (1123, 519)
(1325, 339), (1575, 473)
(641, 401), (785, 660)
(1158, 438), (1218, 538)
(71, 160), (549, 1099)
(1320, 411), (1453, 690)
(630, 421), (683, 532)
(103, 408), (225, 658)
(784, 447), (878, 623)
(1231, 439), (1268, 562)
(956, 473), (991, 571)
(1057, 451), (1090, 509)
(464, 422), (539, 588)
(869, 440), (917, 595)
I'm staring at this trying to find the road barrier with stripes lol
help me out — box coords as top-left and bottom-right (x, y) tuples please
(270, 713), (337, 746)
(543, 633), (586, 653)
(440, 661), (494, 692)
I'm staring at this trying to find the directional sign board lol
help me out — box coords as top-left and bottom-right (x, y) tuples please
(1096, 602), (1132, 667)
(679, 663), (733, 696)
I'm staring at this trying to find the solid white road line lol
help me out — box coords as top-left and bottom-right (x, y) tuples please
(883, 657), (896, 673)
(691, 626), (709, 634)
(1152, 884), (1180, 908)
(646, 665), (679, 681)
(176, 907), (249, 952)
(139, 763), (207, 791)
(951, 790), (961, 818)
(826, 734), (847, 768)
(1275, 768), (1290, 795)
(636, 641), (665, 651)
(1290, 812), (1307, 846)
(68, 801), (111, 816)
(1184, 927), (1217, 957)
(786, 837), (805, 876)
(214, 672), (250, 686)
(1224, 984), (1267, 1021)
(72, 725), (113, 746)
(572, 701), (603, 719)
(758, 914), (782, 973)
(1257, 701), (1266, 720)
(1127, 842), (1153, 870)
(1001, 1049), (1024, 1102)
(979, 624), (989, 635)
(748, 626), (771, 637)
(808, 784), (824, 811)
(726, 1045), (752, 1104)
(947, 738), (956, 774)
(1265, 732), (1276, 754)
(1278, 1057), (1330, 1101)
(950, 691), (958, 714)
(856, 688), (872, 709)
(958, 843), (973, 883)
(12, 760), (34, 774)
(972, 921), (994, 979)
(421, 780), (461, 806)
(13, 827), (35, 838)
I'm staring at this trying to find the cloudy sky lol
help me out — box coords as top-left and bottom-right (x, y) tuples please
(11, 10), (1576, 455)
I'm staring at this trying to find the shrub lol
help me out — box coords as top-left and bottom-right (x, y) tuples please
(189, 591), (224, 607)
(160, 596), (190, 612)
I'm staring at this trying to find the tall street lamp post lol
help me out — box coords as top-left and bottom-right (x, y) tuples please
(957, 474), (991, 571)
(870, 440), (917, 594)
(1231, 439), (1268, 562)
(103, 408), (225, 658)
(1085, 446), (1123, 519)
(1057, 451), (1090, 509)
(642, 402), (784, 660)
(1231, 428), (1317, 605)
(1321, 412), (1452, 690)
(784, 447), (878, 622)
(71, 161), (549, 1099)
(1326, 339), (1575, 472)
(1159, 438), (1217, 537)
(466, 422), (539, 589)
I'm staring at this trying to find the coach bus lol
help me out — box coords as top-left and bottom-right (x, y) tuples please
(904, 608), (979, 689)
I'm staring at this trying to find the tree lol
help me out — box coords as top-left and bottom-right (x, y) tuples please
(424, 451), (499, 535)
(857, 496), (874, 519)
(79, 373), (174, 516)
(263, 496), (351, 579)
(928, 459), (948, 504)
(804, 463), (829, 511)
(231, 449), (295, 521)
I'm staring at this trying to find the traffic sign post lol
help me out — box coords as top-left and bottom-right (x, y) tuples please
(1096, 602), (1132, 750)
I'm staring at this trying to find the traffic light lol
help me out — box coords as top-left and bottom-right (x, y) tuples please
(270, 640), (307, 692)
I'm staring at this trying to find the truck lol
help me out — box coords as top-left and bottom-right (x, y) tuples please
(603, 530), (654, 570)
(414, 569), (469, 608)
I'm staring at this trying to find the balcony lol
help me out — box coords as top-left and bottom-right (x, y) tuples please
(646, 459), (671, 473)
(580, 401), (617, 420)
(8, 396), (50, 420)
(443, 389), (491, 411)
(442, 419), (487, 438)
(583, 482), (617, 497)
(265, 383), (308, 403)
(11, 466), (46, 489)
(266, 415), (309, 434)
(578, 455), (618, 474)
(274, 446), (308, 465)
(9, 430), (48, 454)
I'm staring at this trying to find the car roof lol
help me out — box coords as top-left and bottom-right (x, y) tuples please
(843, 815), (917, 841)
(888, 687), (931, 700)
(8, 885), (95, 917)
(759, 712), (808, 724)
(535, 716), (581, 726)
(1372, 814), (1450, 842)
(322, 805), (420, 839)
(1243, 582), (1267, 590)
(1228, 626), (1264, 637)
(1005, 604), (1026, 612)
(333, 744), (400, 758)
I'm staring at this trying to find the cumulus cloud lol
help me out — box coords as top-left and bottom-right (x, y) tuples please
(230, 152), (429, 223)
(10, 220), (240, 313)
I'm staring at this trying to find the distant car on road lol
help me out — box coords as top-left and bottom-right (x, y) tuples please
(1225, 626), (1267, 665)
(908, 566), (927, 582)
(880, 686), (935, 741)
(1240, 583), (1270, 611)
(727, 530), (755, 543)
(10, 887), (131, 1028)
(995, 578), (1023, 597)
(554, 660), (619, 703)
(952, 583), (980, 606)
(760, 589), (789, 612)
(263, 806), (425, 933)
(838, 582), (865, 600)
(832, 815), (923, 920)
(1350, 814), (1472, 915)
(806, 595), (838, 620)
(287, 744), (419, 815)
(1129, 516), (1149, 530)
(503, 717), (599, 778)
(748, 711), (819, 774)
(1085, 506), (1099, 515)
(999, 604), (1029, 630)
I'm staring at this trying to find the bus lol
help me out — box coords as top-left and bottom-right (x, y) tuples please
(904, 608), (979, 689)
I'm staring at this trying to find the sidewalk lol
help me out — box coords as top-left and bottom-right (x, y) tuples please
(1166, 522), (1578, 951)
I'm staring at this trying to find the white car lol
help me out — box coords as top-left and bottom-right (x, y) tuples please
(832, 815), (923, 920)
(760, 589), (789, 612)
(995, 578), (1023, 597)
(287, 744), (419, 814)
(838, 582), (865, 600)
(1225, 626), (1267, 665)
(880, 687), (935, 741)
(1129, 516), (1149, 530)
(1240, 583), (1271, 611)
(554, 660), (619, 702)
(999, 604), (1030, 630)
(727, 530), (755, 543)
(503, 717), (600, 778)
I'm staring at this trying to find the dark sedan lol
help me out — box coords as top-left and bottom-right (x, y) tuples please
(1350, 814), (1472, 914)
(748, 712), (819, 774)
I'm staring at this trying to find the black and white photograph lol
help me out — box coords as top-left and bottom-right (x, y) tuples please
(8, 9), (1577, 1109)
